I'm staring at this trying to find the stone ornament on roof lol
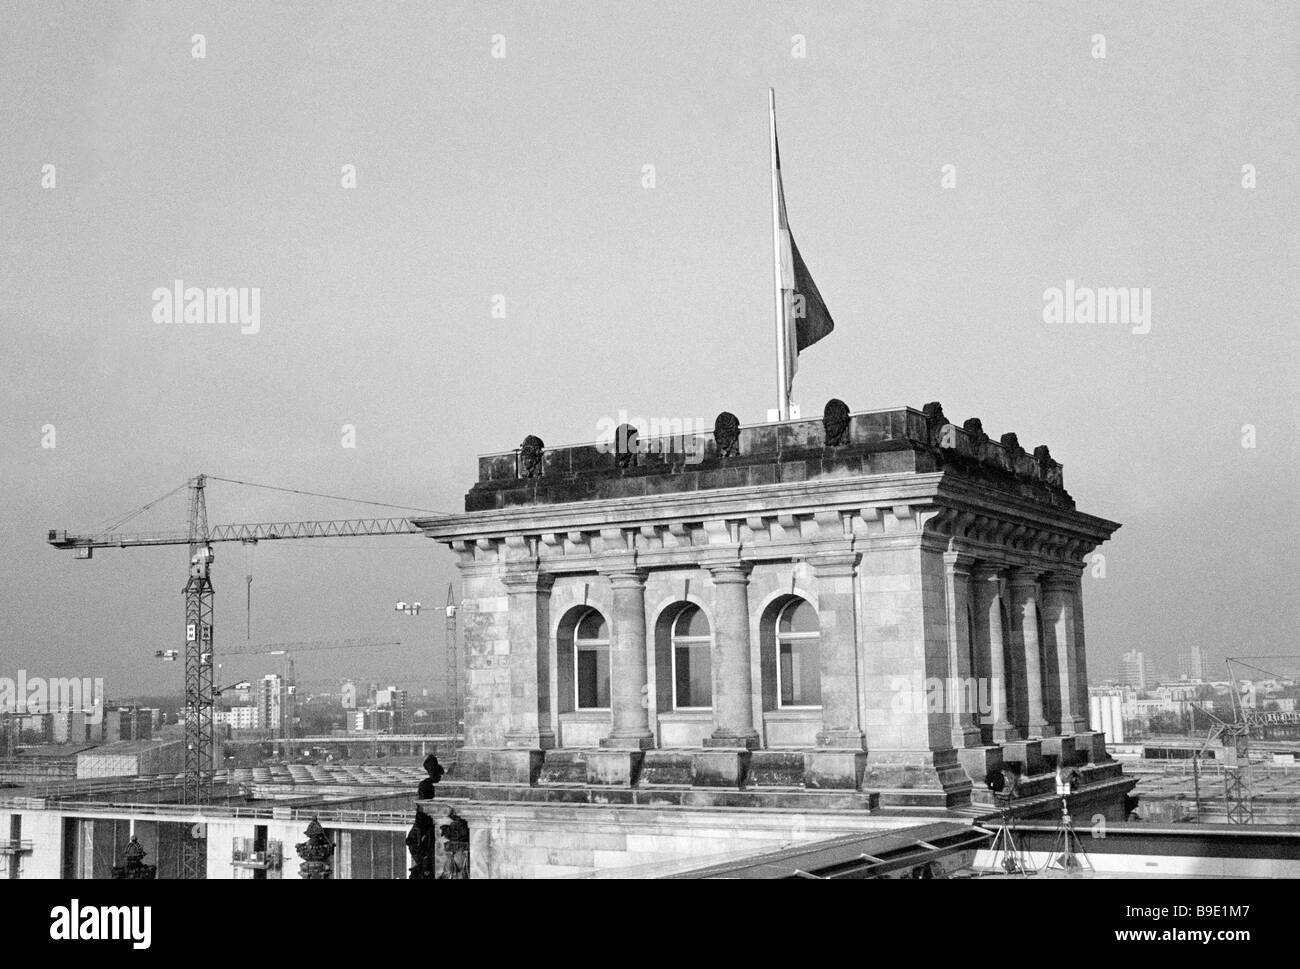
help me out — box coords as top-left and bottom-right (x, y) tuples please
(822, 398), (850, 447)
(713, 412), (740, 457)
(519, 436), (545, 478)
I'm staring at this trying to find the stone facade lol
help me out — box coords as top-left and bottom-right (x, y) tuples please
(418, 402), (1123, 811)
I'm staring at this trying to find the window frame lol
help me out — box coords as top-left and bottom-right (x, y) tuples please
(572, 607), (611, 711)
(775, 598), (821, 709)
(669, 605), (713, 711)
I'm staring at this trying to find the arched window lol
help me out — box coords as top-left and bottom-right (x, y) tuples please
(776, 598), (820, 707)
(574, 608), (610, 710)
(670, 605), (711, 709)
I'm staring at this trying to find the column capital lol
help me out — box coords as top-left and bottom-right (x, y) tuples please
(500, 570), (555, 594)
(942, 549), (977, 575)
(704, 558), (753, 582)
(1041, 571), (1079, 593)
(970, 561), (1007, 582)
(806, 550), (860, 578)
(597, 553), (645, 583)
(1006, 566), (1045, 589)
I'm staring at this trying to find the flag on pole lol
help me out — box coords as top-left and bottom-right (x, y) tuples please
(770, 90), (835, 416)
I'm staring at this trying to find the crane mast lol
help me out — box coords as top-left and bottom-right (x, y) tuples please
(48, 473), (440, 879)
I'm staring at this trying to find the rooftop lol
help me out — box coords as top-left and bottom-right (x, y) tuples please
(465, 401), (1074, 513)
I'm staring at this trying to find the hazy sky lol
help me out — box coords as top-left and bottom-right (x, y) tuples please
(1, 1), (1296, 699)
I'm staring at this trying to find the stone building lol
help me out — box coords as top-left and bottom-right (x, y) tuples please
(417, 401), (1133, 873)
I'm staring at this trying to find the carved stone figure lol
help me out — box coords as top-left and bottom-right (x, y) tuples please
(962, 417), (989, 457)
(519, 435), (545, 478)
(614, 423), (639, 468)
(418, 753), (446, 801)
(1000, 432), (1022, 454)
(1034, 444), (1063, 488)
(406, 810), (437, 880)
(110, 835), (157, 879)
(822, 398), (850, 446)
(439, 810), (470, 879)
(713, 412), (740, 458)
(295, 817), (335, 879)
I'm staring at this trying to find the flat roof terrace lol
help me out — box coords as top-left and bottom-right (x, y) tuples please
(464, 402), (1075, 513)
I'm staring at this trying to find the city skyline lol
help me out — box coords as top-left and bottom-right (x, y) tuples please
(2, 4), (1296, 701)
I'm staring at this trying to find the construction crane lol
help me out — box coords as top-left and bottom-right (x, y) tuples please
(48, 473), (443, 879)
(1189, 656), (1300, 824)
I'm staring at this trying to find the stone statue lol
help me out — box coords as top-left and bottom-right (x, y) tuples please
(614, 423), (639, 469)
(418, 753), (446, 801)
(408, 753), (446, 879)
(295, 817), (334, 879)
(519, 435), (545, 478)
(110, 835), (157, 879)
(962, 417), (989, 457)
(1034, 444), (1063, 488)
(406, 810), (438, 880)
(713, 412), (740, 458)
(822, 399), (850, 447)
(439, 810), (470, 879)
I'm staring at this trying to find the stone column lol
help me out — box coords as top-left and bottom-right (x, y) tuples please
(600, 564), (654, 750)
(704, 560), (759, 749)
(809, 551), (866, 750)
(971, 564), (1016, 742)
(1070, 573), (1091, 723)
(1042, 573), (1087, 733)
(1007, 568), (1053, 738)
(501, 570), (556, 749)
(943, 552), (982, 748)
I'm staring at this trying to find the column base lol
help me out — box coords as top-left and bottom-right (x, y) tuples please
(1071, 731), (1111, 764)
(1001, 739), (1046, 776)
(950, 724), (983, 749)
(806, 750), (868, 790)
(584, 749), (644, 787)
(691, 750), (752, 788)
(1026, 718), (1056, 739)
(990, 720), (1020, 743)
(956, 745), (1004, 786)
(815, 728), (867, 750)
(1042, 734), (1081, 768)
(862, 748), (973, 808)
(599, 733), (655, 751)
(488, 748), (544, 786)
(704, 731), (760, 750)
(504, 730), (556, 750)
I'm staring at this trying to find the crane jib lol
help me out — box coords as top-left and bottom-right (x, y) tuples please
(48, 518), (423, 549)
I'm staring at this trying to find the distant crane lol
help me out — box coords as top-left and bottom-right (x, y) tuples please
(1189, 656), (1300, 824)
(49, 473), (444, 879)
(394, 584), (461, 744)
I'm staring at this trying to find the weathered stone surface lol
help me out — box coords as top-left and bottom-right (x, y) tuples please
(584, 749), (644, 787)
(1001, 739), (1047, 776)
(489, 749), (544, 786)
(690, 750), (751, 788)
(748, 751), (807, 788)
(639, 750), (694, 786)
(805, 750), (867, 790)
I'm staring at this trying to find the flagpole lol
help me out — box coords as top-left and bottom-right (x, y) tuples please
(769, 88), (789, 422)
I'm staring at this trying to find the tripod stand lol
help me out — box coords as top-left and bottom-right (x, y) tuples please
(1041, 789), (1093, 874)
(987, 792), (1030, 876)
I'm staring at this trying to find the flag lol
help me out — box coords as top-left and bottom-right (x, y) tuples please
(771, 103), (835, 404)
